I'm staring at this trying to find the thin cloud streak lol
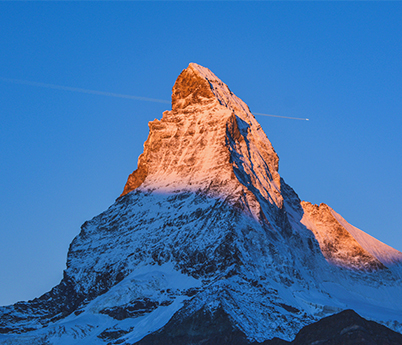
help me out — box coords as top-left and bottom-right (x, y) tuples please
(0, 77), (171, 104)
(253, 113), (309, 121)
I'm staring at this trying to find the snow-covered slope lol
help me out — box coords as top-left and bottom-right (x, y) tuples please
(1, 63), (401, 345)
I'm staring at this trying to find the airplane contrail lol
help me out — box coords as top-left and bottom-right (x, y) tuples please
(0, 77), (310, 121)
(0, 77), (171, 104)
(253, 113), (309, 121)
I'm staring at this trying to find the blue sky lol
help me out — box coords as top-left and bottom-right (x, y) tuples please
(1, 2), (401, 306)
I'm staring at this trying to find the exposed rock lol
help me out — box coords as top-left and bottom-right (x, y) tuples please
(171, 65), (216, 111)
(120, 63), (282, 221)
(289, 309), (402, 345)
(99, 298), (160, 320)
(136, 306), (251, 345)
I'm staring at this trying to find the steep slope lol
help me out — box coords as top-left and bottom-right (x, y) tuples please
(300, 202), (385, 271)
(331, 207), (402, 266)
(1, 63), (401, 345)
(122, 63), (283, 219)
(300, 202), (402, 271)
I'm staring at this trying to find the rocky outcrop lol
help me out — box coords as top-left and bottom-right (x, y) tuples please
(136, 306), (252, 345)
(171, 65), (216, 112)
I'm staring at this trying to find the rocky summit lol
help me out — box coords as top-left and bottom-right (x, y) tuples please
(1, 63), (402, 345)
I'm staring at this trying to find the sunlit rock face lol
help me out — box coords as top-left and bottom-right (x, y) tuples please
(1, 63), (402, 345)
(301, 201), (402, 271)
(122, 63), (283, 219)
(300, 202), (385, 271)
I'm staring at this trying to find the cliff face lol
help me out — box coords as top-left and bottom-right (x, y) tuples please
(1, 63), (402, 345)
(121, 63), (283, 220)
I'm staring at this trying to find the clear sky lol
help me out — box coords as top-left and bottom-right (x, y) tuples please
(1, 2), (401, 306)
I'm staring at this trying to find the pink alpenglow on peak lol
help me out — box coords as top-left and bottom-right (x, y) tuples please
(121, 63), (282, 217)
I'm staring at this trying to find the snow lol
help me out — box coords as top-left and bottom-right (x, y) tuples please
(2, 63), (402, 344)
(0, 262), (202, 345)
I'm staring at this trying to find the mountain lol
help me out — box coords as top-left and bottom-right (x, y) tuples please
(136, 309), (402, 345)
(1, 63), (401, 345)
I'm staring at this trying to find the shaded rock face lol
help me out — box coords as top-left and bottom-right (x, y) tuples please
(136, 306), (251, 345)
(136, 308), (402, 345)
(1, 63), (402, 345)
(99, 298), (162, 320)
(289, 309), (402, 345)
(0, 273), (83, 334)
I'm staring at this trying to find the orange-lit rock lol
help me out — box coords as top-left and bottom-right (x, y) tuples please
(301, 202), (385, 271)
(121, 63), (282, 217)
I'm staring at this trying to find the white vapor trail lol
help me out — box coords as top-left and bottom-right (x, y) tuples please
(1, 77), (310, 121)
(253, 113), (309, 121)
(0, 77), (170, 104)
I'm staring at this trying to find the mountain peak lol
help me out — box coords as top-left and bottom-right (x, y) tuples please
(2, 63), (402, 345)
(175, 63), (257, 118)
(171, 63), (216, 112)
(121, 63), (282, 216)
